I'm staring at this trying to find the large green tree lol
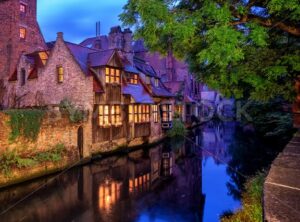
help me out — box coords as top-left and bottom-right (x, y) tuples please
(120, 0), (300, 101)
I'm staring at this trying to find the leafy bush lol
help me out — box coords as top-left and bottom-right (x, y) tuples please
(167, 119), (187, 137)
(0, 144), (66, 177)
(221, 172), (265, 222)
(59, 99), (84, 123)
(5, 109), (45, 142)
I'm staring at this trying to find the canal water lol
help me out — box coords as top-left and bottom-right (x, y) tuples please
(0, 122), (243, 222)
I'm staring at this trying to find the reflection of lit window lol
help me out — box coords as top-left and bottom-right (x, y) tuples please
(129, 173), (150, 194)
(161, 104), (172, 122)
(152, 105), (159, 123)
(98, 180), (122, 211)
(20, 27), (26, 40)
(105, 67), (120, 84)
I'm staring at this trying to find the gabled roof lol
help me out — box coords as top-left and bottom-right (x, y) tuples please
(122, 83), (154, 104)
(65, 42), (98, 74)
(80, 36), (109, 50)
(88, 49), (116, 67)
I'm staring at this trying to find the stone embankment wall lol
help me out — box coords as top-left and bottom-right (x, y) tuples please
(264, 132), (300, 221)
(0, 111), (84, 188)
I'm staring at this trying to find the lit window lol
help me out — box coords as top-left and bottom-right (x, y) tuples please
(154, 78), (159, 87)
(128, 73), (138, 84)
(20, 4), (26, 13)
(98, 105), (110, 126)
(111, 105), (121, 125)
(20, 27), (26, 40)
(39, 52), (48, 65)
(152, 105), (159, 123)
(129, 105), (133, 123)
(161, 104), (172, 122)
(57, 66), (64, 83)
(98, 105), (121, 126)
(132, 105), (150, 123)
(105, 67), (120, 84)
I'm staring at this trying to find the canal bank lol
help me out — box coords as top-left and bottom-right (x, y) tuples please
(264, 132), (300, 221)
(0, 122), (240, 222)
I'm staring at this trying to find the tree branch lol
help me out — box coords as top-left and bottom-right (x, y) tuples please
(230, 15), (300, 37)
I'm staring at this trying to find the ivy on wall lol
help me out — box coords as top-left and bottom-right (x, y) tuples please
(5, 109), (45, 142)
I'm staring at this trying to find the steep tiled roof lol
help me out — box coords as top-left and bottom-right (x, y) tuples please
(133, 57), (157, 77)
(80, 36), (109, 50)
(65, 42), (98, 74)
(122, 83), (154, 104)
(124, 64), (139, 74)
(88, 49), (116, 67)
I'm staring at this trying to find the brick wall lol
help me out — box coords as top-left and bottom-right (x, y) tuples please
(0, 111), (86, 157)
(0, 0), (46, 81)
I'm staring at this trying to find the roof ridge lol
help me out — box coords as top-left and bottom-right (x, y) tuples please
(64, 41), (99, 51)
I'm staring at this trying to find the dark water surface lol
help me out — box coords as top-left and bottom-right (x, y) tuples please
(0, 122), (244, 222)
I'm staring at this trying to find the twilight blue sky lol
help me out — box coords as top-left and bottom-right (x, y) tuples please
(37, 0), (128, 43)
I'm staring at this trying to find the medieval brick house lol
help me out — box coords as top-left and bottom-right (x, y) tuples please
(1, 1), (175, 158)
(0, 0), (46, 108)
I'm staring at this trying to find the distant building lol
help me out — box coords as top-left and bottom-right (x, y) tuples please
(0, 0), (46, 107)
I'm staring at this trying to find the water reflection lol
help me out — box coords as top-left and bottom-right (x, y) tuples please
(0, 122), (247, 222)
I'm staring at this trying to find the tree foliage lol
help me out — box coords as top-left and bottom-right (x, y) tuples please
(120, 0), (300, 101)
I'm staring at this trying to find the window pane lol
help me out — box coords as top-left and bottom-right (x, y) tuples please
(105, 76), (110, 83)
(106, 67), (110, 75)
(116, 69), (120, 76)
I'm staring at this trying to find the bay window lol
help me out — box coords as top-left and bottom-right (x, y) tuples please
(129, 105), (150, 123)
(98, 105), (121, 127)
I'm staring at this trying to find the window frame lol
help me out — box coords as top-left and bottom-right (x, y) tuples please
(161, 104), (172, 122)
(98, 105), (122, 127)
(127, 73), (138, 84)
(57, 65), (64, 83)
(130, 104), (150, 123)
(19, 27), (26, 40)
(152, 105), (159, 123)
(154, 78), (159, 87)
(20, 3), (26, 14)
(105, 67), (121, 84)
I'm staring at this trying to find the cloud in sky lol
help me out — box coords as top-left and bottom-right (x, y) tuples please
(37, 0), (128, 43)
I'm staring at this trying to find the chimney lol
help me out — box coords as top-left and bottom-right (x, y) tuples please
(57, 32), (64, 40)
(96, 21), (101, 37)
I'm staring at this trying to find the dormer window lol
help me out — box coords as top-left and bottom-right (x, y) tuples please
(128, 73), (138, 84)
(105, 67), (120, 84)
(146, 76), (150, 84)
(20, 27), (26, 40)
(154, 78), (159, 87)
(57, 66), (64, 83)
(20, 3), (26, 13)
